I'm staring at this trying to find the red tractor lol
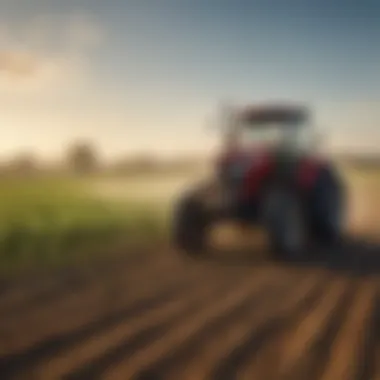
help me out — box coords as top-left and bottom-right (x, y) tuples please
(172, 103), (345, 260)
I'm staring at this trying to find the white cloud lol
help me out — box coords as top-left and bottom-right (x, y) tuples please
(0, 12), (104, 96)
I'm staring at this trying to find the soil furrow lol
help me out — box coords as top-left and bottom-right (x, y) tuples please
(138, 271), (328, 380)
(0, 246), (156, 313)
(33, 271), (242, 380)
(0, 263), (217, 379)
(206, 273), (331, 380)
(0, 253), (202, 355)
(318, 280), (378, 380)
(273, 276), (355, 379)
(0, 250), (177, 322)
(0, 240), (379, 380)
(101, 268), (289, 380)
(239, 276), (357, 380)
(70, 272), (291, 380)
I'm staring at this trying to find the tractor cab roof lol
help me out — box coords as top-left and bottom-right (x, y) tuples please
(237, 104), (309, 126)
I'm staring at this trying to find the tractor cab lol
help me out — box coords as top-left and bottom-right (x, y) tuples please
(222, 104), (314, 157)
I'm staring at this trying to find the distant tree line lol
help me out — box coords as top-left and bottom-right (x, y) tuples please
(0, 141), (203, 177)
(1, 140), (380, 178)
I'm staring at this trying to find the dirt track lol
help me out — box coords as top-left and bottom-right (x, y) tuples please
(0, 239), (380, 380)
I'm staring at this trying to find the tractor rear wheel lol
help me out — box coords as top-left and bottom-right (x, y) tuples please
(172, 194), (209, 257)
(311, 167), (345, 246)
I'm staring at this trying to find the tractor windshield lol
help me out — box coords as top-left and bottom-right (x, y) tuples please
(239, 122), (283, 148)
(237, 120), (309, 152)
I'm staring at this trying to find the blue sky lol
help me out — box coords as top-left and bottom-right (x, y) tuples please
(0, 0), (379, 159)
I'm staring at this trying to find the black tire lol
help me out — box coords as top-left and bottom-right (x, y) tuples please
(310, 167), (345, 246)
(172, 194), (208, 256)
(263, 189), (310, 261)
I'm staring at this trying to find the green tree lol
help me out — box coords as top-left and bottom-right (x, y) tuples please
(66, 141), (99, 174)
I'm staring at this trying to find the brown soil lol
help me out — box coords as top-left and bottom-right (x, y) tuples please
(0, 238), (380, 380)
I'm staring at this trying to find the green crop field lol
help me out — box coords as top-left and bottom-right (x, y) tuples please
(0, 176), (168, 276)
(0, 165), (379, 277)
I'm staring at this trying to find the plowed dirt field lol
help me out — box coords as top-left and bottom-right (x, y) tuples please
(0, 239), (379, 380)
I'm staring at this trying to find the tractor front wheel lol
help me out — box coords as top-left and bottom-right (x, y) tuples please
(172, 194), (209, 257)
